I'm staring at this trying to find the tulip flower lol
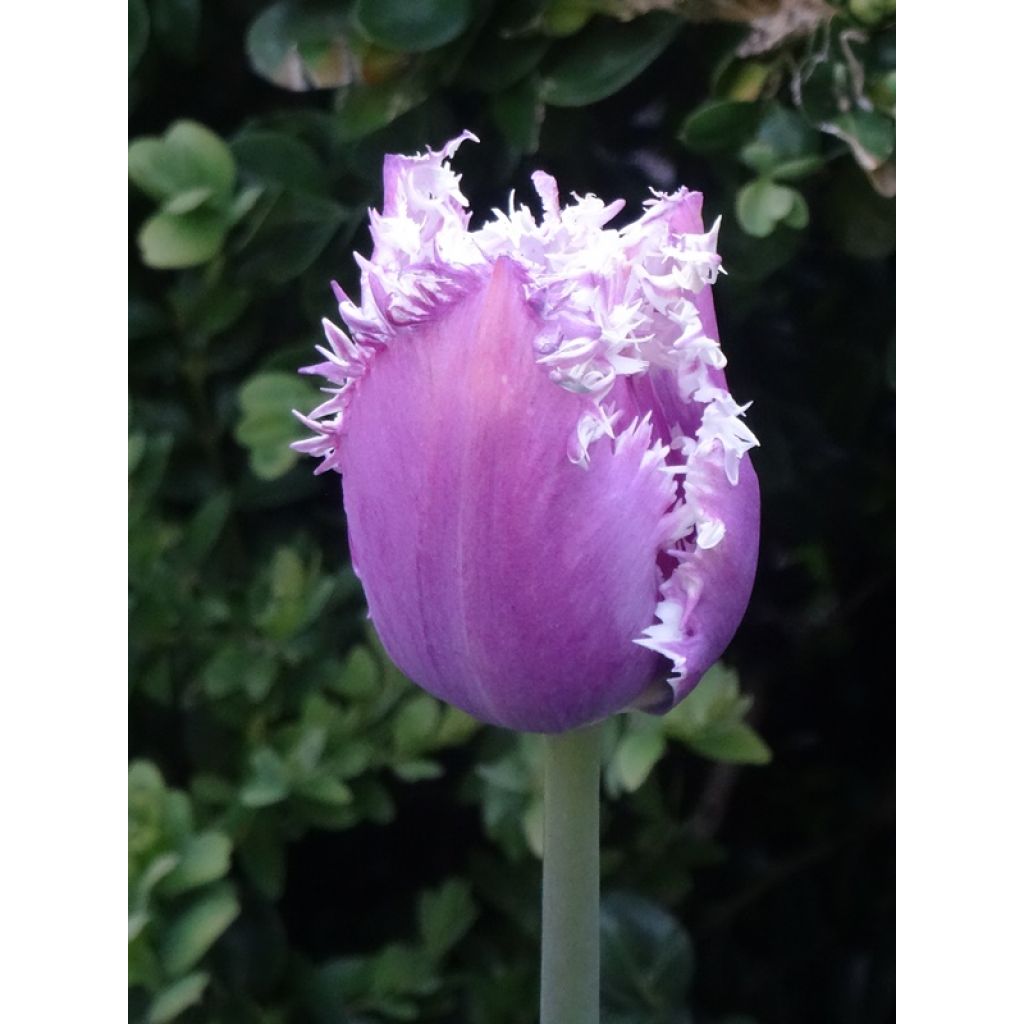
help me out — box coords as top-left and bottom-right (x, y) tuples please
(295, 133), (760, 1024)
(295, 132), (760, 734)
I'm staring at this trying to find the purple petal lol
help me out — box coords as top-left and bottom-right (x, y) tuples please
(340, 259), (673, 732)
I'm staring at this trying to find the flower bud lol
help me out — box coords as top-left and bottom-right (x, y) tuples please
(295, 134), (759, 732)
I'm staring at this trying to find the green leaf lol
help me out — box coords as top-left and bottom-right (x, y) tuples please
(783, 190), (809, 230)
(162, 832), (232, 897)
(459, 34), (550, 93)
(138, 209), (229, 269)
(231, 131), (328, 194)
(539, 13), (677, 108)
(333, 76), (431, 142)
(201, 642), (277, 701)
(849, 0), (896, 26)
(609, 728), (666, 794)
(129, 0), (150, 75)
(684, 721), (771, 765)
(769, 154), (824, 181)
(827, 109), (895, 172)
(740, 105), (819, 176)
(182, 490), (231, 564)
(240, 746), (290, 807)
(246, 0), (356, 90)
(296, 773), (354, 805)
(543, 0), (598, 36)
(229, 184), (264, 225)
(162, 186), (215, 215)
(129, 761), (166, 857)
(234, 191), (347, 284)
(491, 79), (544, 154)
(434, 705), (479, 747)
(735, 179), (797, 238)
(257, 545), (322, 640)
(128, 121), (236, 204)
(680, 99), (761, 155)
(601, 892), (694, 1016)
(353, 0), (472, 54)
(148, 971), (209, 1024)
(393, 759), (443, 782)
(160, 883), (239, 975)
(234, 371), (319, 480)
(380, 944), (441, 997)
(417, 879), (477, 959)
(150, 0), (201, 63)
(137, 852), (181, 898)
(394, 694), (441, 755)
(329, 645), (380, 700)
(660, 663), (772, 765)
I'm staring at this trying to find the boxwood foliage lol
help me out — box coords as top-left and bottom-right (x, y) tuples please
(129, 1), (895, 1022)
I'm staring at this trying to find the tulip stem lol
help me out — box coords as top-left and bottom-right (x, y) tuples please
(540, 721), (603, 1024)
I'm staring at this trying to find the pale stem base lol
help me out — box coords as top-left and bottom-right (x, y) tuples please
(540, 721), (603, 1024)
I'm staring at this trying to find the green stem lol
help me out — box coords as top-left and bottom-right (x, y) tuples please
(540, 721), (603, 1024)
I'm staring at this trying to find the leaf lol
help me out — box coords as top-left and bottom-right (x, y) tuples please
(459, 34), (550, 93)
(231, 131), (329, 194)
(684, 721), (771, 765)
(234, 191), (347, 284)
(353, 0), (472, 54)
(333, 76), (431, 143)
(182, 490), (231, 564)
(369, 943), (439, 997)
(825, 110), (895, 173)
(434, 705), (479, 747)
(137, 852), (181, 899)
(660, 663), (772, 765)
(246, 0), (357, 90)
(740, 105), (819, 177)
(129, 0), (150, 75)
(600, 892), (694, 1016)
(491, 78), (544, 154)
(680, 99), (761, 155)
(161, 832), (233, 897)
(783, 190), (809, 230)
(138, 209), (229, 269)
(148, 971), (209, 1024)
(160, 883), (239, 975)
(240, 746), (290, 807)
(329, 645), (380, 700)
(539, 13), (677, 108)
(543, 0), (598, 36)
(394, 694), (441, 755)
(735, 179), (797, 238)
(417, 879), (477, 959)
(201, 642), (277, 701)
(393, 759), (443, 782)
(162, 186), (215, 215)
(295, 773), (354, 805)
(128, 121), (236, 205)
(234, 371), (320, 480)
(609, 728), (666, 794)
(128, 761), (166, 857)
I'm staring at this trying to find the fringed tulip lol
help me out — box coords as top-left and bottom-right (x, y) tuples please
(295, 133), (760, 733)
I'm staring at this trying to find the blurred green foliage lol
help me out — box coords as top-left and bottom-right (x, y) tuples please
(129, 1), (894, 1021)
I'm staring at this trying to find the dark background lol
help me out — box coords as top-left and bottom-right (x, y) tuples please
(129, 2), (894, 1022)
